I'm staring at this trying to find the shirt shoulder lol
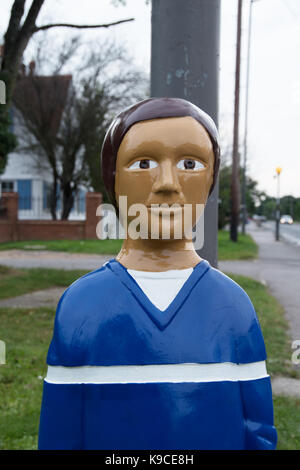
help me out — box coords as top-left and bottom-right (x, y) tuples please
(198, 265), (267, 363)
(47, 260), (121, 365)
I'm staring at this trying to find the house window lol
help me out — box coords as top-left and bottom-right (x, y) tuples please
(43, 181), (51, 210)
(78, 189), (86, 213)
(43, 181), (61, 212)
(1, 181), (14, 192)
(17, 180), (32, 210)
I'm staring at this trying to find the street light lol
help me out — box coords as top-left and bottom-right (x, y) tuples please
(275, 166), (282, 241)
(241, 0), (263, 234)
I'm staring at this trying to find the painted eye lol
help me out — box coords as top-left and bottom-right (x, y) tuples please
(128, 159), (158, 170)
(177, 159), (205, 170)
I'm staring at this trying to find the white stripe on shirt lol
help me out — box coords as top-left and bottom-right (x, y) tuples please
(45, 361), (269, 384)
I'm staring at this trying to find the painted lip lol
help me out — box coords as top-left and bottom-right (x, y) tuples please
(146, 204), (184, 208)
(146, 205), (184, 214)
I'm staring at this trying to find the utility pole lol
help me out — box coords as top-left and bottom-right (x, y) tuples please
(242, 0), (263, 235)
(151, 0), (221, 267)
(241, 0), (254, 235)
(230, 0), (243, 242)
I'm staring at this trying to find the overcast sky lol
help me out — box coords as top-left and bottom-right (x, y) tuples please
(1, 0), (300, 198)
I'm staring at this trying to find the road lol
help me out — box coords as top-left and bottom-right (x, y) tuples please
(263, 220), (300, 247)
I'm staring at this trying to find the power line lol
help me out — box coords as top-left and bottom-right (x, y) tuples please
(281, 0), (300, 20)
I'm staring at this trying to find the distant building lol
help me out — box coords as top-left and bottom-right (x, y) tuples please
(0, 60), (86, 220)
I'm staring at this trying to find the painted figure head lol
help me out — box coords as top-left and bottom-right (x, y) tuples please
(102, 98), (219, 204)
(101, 97), (220, 246)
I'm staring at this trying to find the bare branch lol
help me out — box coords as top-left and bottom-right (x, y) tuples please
(4, 0), (26, 49)
(20, 0), (45, 36)
(33, 17), (134, 33)
(2, 0), (45, 81)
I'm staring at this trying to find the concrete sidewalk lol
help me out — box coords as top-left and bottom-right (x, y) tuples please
(0, 287), (65, 309)
(0, 250), (111, 308)
(0, 249), (112, 271)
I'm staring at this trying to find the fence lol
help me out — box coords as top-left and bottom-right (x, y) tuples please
(0, 191), (102, 242)
(17, 194), (86, 220)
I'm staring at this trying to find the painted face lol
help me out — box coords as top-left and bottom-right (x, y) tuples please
(115, 116), (215, 240)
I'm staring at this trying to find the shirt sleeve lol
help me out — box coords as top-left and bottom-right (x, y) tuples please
(232, 293), (277, 450)
(38, 286), (84, 450)
(239, 376), (277, 450)
(38, 381), (83, 450)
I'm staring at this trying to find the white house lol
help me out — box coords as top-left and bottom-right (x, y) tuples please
(0, 69), (86, 220)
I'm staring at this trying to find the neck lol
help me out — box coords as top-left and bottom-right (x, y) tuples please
(116, 237), (202, 271)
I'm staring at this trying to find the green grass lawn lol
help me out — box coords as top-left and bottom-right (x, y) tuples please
(0, 230), (258, 260)
(273, 396), (300, 450)
(0, 265), (88, 300)
(218, 230), (258, 260)
(227, 273), (299, 380)
(0, 238), (123, 255)
(0, 272), (299, 449)
(0, 307), (52, 450)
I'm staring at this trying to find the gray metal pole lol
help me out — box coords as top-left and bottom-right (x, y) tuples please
(230, 0), (243, 243)
(242, 0), (263, 235)
(275, 173), (280, 241)
(242, 0), (254, 235)
(151, 0), (221, 267)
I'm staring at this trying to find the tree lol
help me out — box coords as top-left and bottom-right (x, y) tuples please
(1, 0), (134, 108)
(256, 195), (276, 220)
(0, 0), (134, 174)
(279, 195), (295, 219)
(0, 108), (17, 174)
(256, 194), (300, 222)
(218, 162), (263, 230)
(294, 199), (300, 222)
(13, 37), (148, 220)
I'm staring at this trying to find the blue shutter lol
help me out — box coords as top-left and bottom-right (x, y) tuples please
(17, 180), (32, 210)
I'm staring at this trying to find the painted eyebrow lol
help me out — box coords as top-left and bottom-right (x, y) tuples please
(123, 143), (164, 162)
(174, 143), (213, 158)
(122, 141), (213, 165)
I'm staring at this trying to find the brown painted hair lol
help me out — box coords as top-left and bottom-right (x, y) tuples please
(101, 97), (220, 208)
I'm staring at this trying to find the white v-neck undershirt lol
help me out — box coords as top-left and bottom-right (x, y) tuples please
(127, 267), (194, 312)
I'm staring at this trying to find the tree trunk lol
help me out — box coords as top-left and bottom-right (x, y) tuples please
(49, 176), (58, 220)
(1, 0), (45, 109)
(61, 182), (75, 220)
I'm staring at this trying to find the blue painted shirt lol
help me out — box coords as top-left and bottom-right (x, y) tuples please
(38, 259), (277, 450)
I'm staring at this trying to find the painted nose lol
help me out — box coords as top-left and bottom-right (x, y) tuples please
(152, 159), (181, 194)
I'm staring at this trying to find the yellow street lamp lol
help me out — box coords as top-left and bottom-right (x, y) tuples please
(275, 167), (282, 241)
